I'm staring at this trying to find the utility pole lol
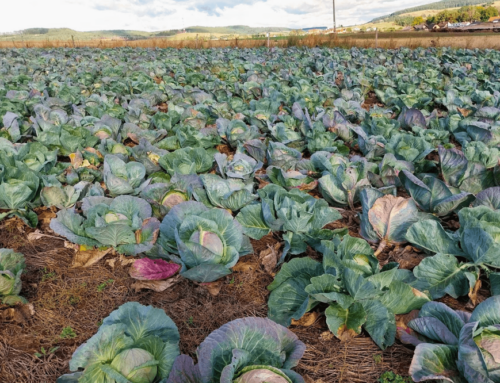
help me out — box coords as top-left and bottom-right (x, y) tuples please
(333, 0), (336, 34)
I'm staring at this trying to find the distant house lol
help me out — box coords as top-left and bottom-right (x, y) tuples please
(447, 22), (471, 28)
(324, 28), (347, 34)
(414, 24), (429, 31)
(488, 16), (500, 23)
(457, 22), (500, 31)
(402, 26), (412, 31)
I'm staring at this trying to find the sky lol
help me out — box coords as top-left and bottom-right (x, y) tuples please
(0, 0), (436, 33)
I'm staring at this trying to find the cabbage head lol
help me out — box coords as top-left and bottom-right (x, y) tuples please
(167, 317), (305, 383)
(155, 201), (253, 282)
(0, 249), (26, 304)
(57, 302), (180, 383)
(50, 196), (160, 255)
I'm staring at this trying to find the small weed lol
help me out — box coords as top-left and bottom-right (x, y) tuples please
(97, 279), (114, 292)
(373, 353), (383, 364)
(97, 319), (103, 327)
(229, 277), (235, 284)
(379, 371), (412, 383)
(60, 326), (77, 339)
(34, 346), (59, 358)
(41, 268), (56, 282)
(186, 316), (194, 326)
(68, 295), (80, 305)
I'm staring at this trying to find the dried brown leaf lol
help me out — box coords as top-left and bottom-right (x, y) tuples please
(396, 310), (420, 342)
(72, 248), (113, 268)
(259, 242), (282, 274)
(291, 312), (320, 327)
(232, 261), (257, 273)
(0, 303), (35, 323)
(27, 230), (46, 241)
(105, 258), (118, 269)
(320, 331), (335, 341)
(119, 254), (136, 266)
(27, 230), (63, 242)
(200, 280), (224, 297)
(468, 278), (482, 307)
(131, 275), (182, 292)
(458, 107), (473, 117)
(64, 241), (79, 251)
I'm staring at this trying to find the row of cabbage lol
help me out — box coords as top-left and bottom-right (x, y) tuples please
(53, 297), (500, 383)
(56, 302), (306, 383)
(1, 46), (500, 382)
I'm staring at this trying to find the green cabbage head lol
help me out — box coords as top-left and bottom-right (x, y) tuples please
(0, 248), (26, 297)
(110, 348), (158, 383)
(56, 302), (180, 383)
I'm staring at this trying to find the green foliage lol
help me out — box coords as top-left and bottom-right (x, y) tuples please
(405, 297), (500, 383)
(50, 196), (160, 255)
(411, 16), (425, 26)
(35, 346), (60, 358)
(57, 302), (180, 383)
(157, 201), (252, 282)
(0, 249), (27, 305)
(267, 235), (430, 349)
(378, 371), (412, 383)
(372, 0), (487, 23)
(167, 317), (305, 383)
(60, 326), (77, 339)
(427, 5), (499, 23)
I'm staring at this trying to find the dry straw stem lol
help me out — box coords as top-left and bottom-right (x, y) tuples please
(1, 32), (500, 50)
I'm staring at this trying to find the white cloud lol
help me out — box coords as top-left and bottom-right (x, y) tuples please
(0, 0), (436, 33)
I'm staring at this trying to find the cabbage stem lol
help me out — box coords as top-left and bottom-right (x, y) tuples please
(374, 240), (387, 257)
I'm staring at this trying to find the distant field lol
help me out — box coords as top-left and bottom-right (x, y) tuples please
(1, 32), (499, 50)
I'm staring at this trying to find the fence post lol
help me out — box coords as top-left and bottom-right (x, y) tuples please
(267, 32), (270, 49)
(196, 34), (198, 49)
(71, 35), (76, 48)
(375, 28), (378, 49)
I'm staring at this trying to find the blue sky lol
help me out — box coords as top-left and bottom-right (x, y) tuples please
(0, 0), (436, 33)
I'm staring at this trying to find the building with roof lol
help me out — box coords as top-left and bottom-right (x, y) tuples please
(414, 24), (429, 31)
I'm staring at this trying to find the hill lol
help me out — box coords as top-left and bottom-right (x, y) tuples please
(371, 0), (495, 23)
(0, 26), (291, 42)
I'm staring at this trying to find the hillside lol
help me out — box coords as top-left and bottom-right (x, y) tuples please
(353, 0), (500, 30)
(370, 0), (490, 23)
(0, 26), (291, 42)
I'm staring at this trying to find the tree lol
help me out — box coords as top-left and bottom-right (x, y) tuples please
(457, 6), (481, 22)
(412, 16), (425, 26)
(480, 6), (499, 21)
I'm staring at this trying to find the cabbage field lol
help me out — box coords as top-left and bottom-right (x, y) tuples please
(1, 46), (500, 383)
